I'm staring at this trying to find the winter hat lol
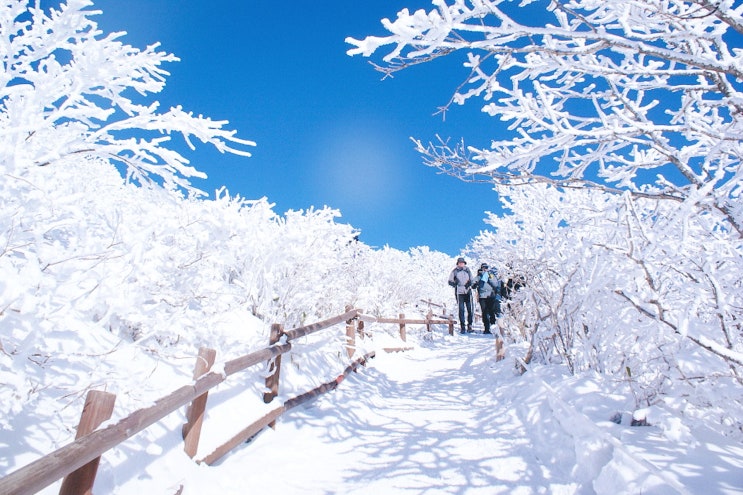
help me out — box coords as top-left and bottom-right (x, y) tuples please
(456, 257), (466, 264)
(480, 263), (489, 270)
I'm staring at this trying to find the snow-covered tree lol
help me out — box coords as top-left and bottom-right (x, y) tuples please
(347, 0), (743, 236)
(348, 0), (743, 362)
(466, 182), (743, 437)
(348, 1), (743, 439)
(1, 0), (254, 194)
(0, 0), (462, 436)
(352, 245), (454, 318)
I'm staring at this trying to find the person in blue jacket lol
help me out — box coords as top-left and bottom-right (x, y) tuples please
(448, 257), (473, 333)
(473, 263), (500, 334)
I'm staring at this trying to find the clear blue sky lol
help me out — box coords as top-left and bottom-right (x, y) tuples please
(91, 0), (502, 256)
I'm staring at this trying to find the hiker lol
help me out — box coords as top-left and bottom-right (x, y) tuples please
(474, 263), (500, 334)
(448, 257), (474, 333)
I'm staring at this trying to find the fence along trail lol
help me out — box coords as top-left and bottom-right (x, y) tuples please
(2, 310), (722, 494)
(0, 309), (454, 495)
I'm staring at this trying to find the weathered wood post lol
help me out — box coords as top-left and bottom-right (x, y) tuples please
(399, 313), (406, 342)
(182, 347), (217, 459)
(495, 324), (506, 362)
(447, 316), (454, 336)
(263, 323), (284, 405)
(495, 337), (505, 361)
(58, 390), (116, 495)
(345, 305), (356, 359)
(357, 320), (365, 340)
(425, 309), (433, 332)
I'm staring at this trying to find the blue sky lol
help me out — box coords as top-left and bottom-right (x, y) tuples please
(91, 0), (503, 256)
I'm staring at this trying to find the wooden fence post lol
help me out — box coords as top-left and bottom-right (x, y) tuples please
(495, 323), (506, 362)
(447, 316), (454, 336)
(345, 305), (356, 359)
(425, 309), (433, 332)
(357, 320), (365, 340)
(182, 347), (216, 459)
(58, 390), (116, 495)
(263, 324), (284, 405)
(399, 313), (406, 342)
(495, 336), (505, 361)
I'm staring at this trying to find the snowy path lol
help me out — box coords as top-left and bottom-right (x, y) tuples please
(151, 333), (742, 495)
(216, 334), (536, 494)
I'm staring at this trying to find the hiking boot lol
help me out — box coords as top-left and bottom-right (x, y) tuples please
(467, 324), (473, 333)
(483, 329), (492, 334)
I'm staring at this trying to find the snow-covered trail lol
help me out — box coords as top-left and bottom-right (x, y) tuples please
(100, 332), (743, 495)
(208, 334), (540, 494)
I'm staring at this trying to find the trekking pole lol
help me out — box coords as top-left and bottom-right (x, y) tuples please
(453, 286), (459, 331)
(453, 286), (457, 316)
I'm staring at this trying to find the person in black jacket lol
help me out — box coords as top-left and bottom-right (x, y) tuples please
(448, 257), (473, 333)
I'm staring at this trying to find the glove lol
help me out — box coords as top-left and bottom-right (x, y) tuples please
(465, 280), (471, 289)
(448, 280), (456, 287)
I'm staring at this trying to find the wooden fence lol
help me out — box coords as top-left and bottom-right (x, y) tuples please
(0, 307), (455, 495)
(374, 311), (455, 350)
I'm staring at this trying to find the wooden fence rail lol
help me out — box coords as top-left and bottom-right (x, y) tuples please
(372, 313), (456, 340)
(0, 307), (454, 495)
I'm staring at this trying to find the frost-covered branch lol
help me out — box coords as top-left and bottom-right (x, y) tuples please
(615, 289), (743, 368)
(0, 0), (255, 194)
(348, 0), (743, 235)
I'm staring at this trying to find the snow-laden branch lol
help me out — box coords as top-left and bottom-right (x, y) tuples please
(0, 0), (255, 195)
(347, 0), (743, 235)
(615, 289), (743, 368)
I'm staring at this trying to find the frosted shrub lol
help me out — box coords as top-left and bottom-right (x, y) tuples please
(468, 184), (743, 434)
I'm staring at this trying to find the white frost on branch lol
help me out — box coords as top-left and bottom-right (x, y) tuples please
(348, 0), (743, 234)
(0, 0), (255, 195)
